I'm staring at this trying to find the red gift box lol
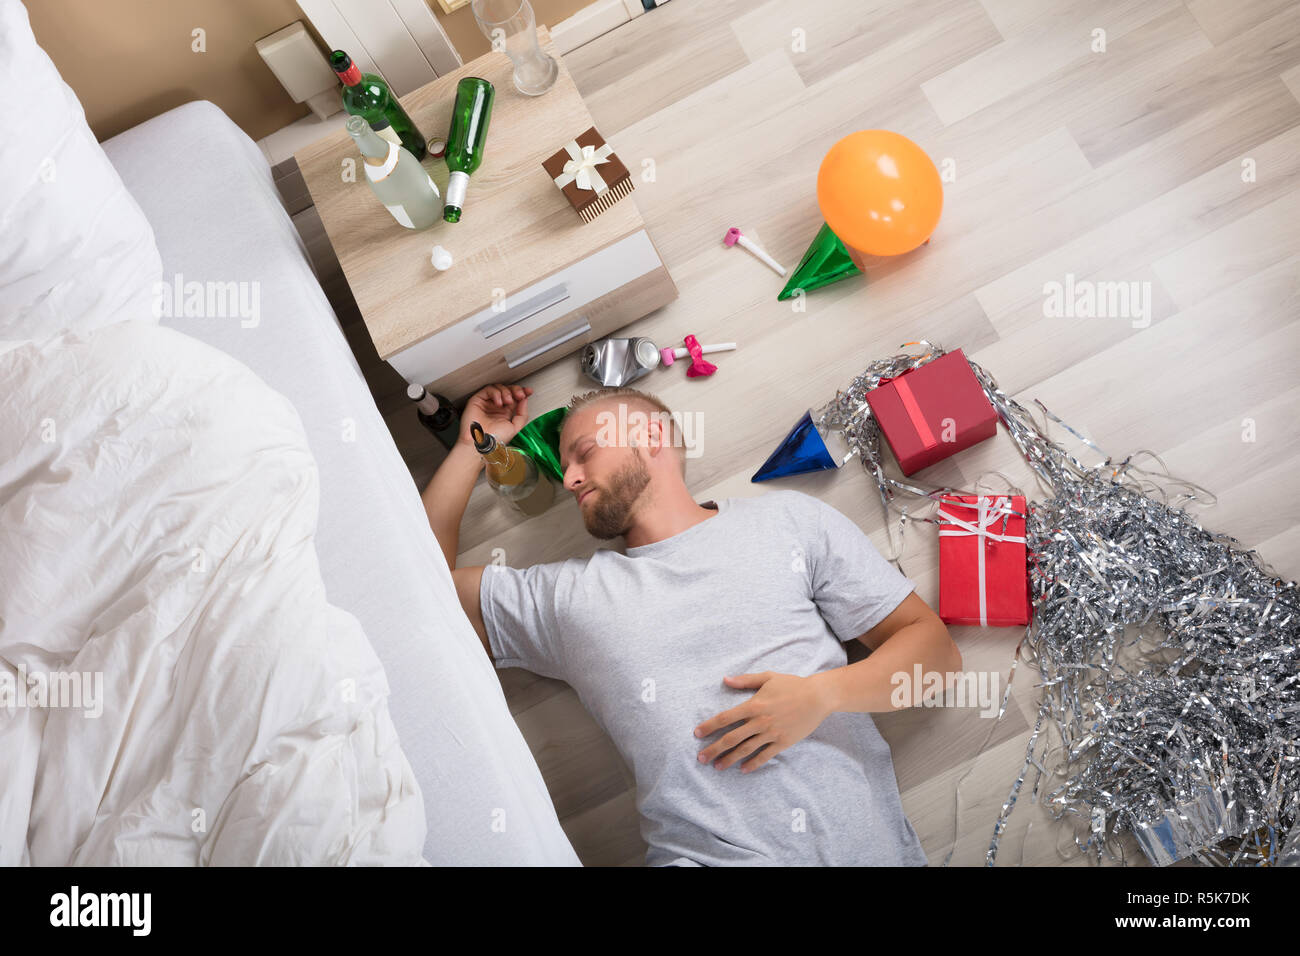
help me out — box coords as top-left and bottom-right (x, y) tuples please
(865, 349), (997, 475)
(937, 494), (1030, 627)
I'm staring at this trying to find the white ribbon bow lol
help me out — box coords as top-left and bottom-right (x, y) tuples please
(554, 140), (613, 192)
(937, 496), (1025, 627)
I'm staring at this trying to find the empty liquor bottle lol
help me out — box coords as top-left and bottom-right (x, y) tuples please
(470, 421), (554, 517)
(443, 77), (494, 223)
(331, 50), (427, 160)
(408, 384), (460, 449)
(346, 116), (441, 229)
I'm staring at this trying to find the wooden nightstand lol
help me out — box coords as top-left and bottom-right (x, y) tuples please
(294, 28), (677, 401)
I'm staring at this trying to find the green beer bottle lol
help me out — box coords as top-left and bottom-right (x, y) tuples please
(331, 50), (427, 161)
(443, 77), (495, 223)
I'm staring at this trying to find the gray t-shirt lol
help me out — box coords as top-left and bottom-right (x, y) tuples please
(479, 489), (928, 866)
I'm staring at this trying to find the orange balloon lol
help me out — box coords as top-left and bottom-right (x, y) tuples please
(817, 130), (943, 257)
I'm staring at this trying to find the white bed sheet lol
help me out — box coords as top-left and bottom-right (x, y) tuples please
(101, 101), (580, 866)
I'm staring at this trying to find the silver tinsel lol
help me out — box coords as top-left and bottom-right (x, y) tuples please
(817, 342), (1300, 866)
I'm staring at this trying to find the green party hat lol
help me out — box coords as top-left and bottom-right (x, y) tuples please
(509, 406), (567, 483)
(777, 222), (863, 301)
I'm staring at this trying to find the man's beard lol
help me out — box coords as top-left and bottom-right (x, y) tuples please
(582, 451), (651, 539)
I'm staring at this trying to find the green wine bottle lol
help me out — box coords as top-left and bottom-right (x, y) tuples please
(330, 50), (427, 161)
(443, 77), (495, 223)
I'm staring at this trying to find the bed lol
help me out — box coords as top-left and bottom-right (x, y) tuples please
(100, 102), (579, 866)
(1, 0), (578, 865)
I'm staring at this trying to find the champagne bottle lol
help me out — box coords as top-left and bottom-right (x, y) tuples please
(408, 384), (460, 449)
(330, 50), (427, 160)
(443, 77), (495, 223)
(471, 421), (554, 517)
(346, 116), (441, 230)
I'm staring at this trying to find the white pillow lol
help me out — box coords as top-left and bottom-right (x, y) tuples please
(0, 0), (163, 340)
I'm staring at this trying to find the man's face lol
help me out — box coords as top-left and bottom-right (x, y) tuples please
(560, 402), (654, 539)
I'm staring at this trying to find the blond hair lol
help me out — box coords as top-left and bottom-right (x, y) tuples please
(565, 386), (686, 474)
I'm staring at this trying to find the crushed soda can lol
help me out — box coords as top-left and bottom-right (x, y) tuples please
(580, 336), (661, 387)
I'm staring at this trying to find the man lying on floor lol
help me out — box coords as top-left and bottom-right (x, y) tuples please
(423, 383), (960, 866)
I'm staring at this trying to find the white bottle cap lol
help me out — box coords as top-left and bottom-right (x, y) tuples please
(431, 245), (453, 271)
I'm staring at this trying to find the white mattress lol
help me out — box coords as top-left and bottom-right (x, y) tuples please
(101, 101), (580, 866)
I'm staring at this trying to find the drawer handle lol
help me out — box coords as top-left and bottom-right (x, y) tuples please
(477, 284), (570, 338)
(505, 316), (591, 368)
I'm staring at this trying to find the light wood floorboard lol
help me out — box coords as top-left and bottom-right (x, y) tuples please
(322, 0), (1300, 865)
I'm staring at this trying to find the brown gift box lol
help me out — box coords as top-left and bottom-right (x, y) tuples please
(542, 126), (634, 223)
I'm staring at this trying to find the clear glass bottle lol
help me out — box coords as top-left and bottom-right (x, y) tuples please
(345, 115), (441, 230)
(471, 421), (554, 517)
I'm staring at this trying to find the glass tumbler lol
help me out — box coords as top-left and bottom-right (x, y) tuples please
(472, 0), (559, 96)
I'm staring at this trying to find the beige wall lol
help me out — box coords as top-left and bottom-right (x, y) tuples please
(27, 0), (326, 142)
(27, 0), (599, 145)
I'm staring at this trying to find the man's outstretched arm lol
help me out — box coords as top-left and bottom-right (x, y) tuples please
(422, 439), (485, 571)
(420, 383), (532, 570)
(452, 565), (490, 657)
(421, 383), (531, 659)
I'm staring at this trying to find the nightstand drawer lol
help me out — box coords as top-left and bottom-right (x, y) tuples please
(412, 261), (677, 401)
(387, 229), (662, 386)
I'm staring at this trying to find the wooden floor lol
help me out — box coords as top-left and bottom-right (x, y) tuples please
(324, 0), (1300, 866)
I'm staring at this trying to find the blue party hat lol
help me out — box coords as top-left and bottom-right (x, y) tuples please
(752, 410), (838, 482)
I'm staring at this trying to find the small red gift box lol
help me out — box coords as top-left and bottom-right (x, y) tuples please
(937, 495), (1030, 627)
(865, 349), (997, 475)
